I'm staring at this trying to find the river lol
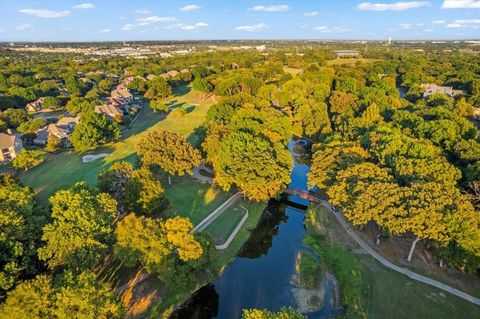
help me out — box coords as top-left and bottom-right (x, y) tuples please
(171, 139), (342, 319)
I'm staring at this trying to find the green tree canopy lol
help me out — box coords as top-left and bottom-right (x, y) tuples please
(38, 183), (118, 271)
(70, 111), (121, 152)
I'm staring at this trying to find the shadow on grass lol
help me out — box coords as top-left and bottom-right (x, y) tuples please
(173, 84), (191, 97)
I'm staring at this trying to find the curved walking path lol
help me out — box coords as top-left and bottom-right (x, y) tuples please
(215, 204), (249, 250)
(319, 201), (480, 306)
(191, 192), (242, 233)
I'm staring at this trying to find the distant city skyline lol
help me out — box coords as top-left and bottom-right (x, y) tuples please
(0, 0), (479, 42)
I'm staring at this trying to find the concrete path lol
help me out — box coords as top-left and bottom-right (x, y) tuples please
(191, 192), (242, 233)
(215, 204), (249, 250)
(320, 201), (480, 306)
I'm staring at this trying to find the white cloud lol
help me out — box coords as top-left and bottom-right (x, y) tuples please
(180, 4), (201, 11)
(314, 26), (346, 33)
(15, 23), (32, 30)
(304, 11), (318, 16)
(357, 1), (431, 11)
(400, 23), (414, 29)
(135, 9), (151, 15)
(167, 22), (208, 30)
(446, 19), (480, 28)
(424, 28), (435, 31)
(18, 8), (70, 18)
(137, 16), (176, 23)
(235, 23), (269, 32)
(101, 28), (111, 33)
(432, 19), (446, 24)
(72, 3), (94, 10)
(249, 5), (289, 12)
(441, 0), (480, 9)
(122, 24), (135, 31)
(416, 22), (425, 26)
(454, 19), (480, 24)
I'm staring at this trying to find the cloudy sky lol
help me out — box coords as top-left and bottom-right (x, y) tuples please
(0, 0), (479, 41)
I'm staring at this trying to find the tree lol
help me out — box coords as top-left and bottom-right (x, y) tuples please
(45, 134), (62, 152)
(114, 214), (203, 272)
(455, 97), (473, 117)
(144, 77), (172, 100)
(294, 100), (331, 137)
(127, 77), (147, 93)
(38, 183), (118, 270)
(150, 99), (170, 114)
(53, 271), (123, 319)
(0, 175), (42, 294)
(137, 129), (201, 185)
(0, 275), (54, 319)
(42, 96), (61, 110)
(66, 98), (96, 115)
(192, 78), (213, 93)
(0, 272), (123, 319)
(12, 149), (45, 171)
(206, 103), (235, 123)
(99, 161), (168, 215)
(214, 131), (293, 201)
(242, 307), (306, 319)
(17, 118), (47, 134)
(0, 109), (30, 129)
(70, 111), (121, 152)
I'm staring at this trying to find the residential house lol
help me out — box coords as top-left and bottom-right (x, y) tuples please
(166, 70), (180, 78)
(421, 83), (465, 98)
(25, 97), (45, 112)
(473, 107), (480, 120)
(146, 74), (156, 80)
(95, 103), (123, 120)
(111, 84), (133, 102)
(0, 132), (23, 163)
(34, 116), (79, 146)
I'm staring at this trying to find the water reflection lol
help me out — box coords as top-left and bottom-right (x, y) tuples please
(169, 284), (219, 319)
(238, 199), (288, 259)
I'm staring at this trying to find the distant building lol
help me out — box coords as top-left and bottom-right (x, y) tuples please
(0, 132), (23, 163)
(421, 83), (465, 98)
(111, 84), (133, 102)
(333, 50), (360, 58)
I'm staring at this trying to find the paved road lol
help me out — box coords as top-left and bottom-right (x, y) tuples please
(320, 201), (480, 306)
(215, 204), (249, 250)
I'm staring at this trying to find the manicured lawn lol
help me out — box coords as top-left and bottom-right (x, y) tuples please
(19, 85), (213, 208)
(203, 200), (248, 245)
(306, 205), (480, 319)
(162, 175), (235, 226)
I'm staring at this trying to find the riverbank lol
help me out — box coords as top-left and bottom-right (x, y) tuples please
(304, 204), (480, 319)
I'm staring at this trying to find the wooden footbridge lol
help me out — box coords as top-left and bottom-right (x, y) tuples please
(283, 188), (323, 203)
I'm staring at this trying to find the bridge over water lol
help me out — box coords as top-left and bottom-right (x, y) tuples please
(278, 187), (324, 212)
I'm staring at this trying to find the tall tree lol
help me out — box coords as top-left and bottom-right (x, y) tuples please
(70, 111), (121, 152)
(137, 130), (201, 185)
(214, 131), (293, 201)
(38, 183), (118, 271)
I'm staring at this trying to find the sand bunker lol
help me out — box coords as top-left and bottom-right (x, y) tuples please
(82, 153), (111, 163)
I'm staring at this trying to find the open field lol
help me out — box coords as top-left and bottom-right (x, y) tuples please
(284, 66), (303, 76)
(19, 85), (213, 208)
(203, 199), (248, 245)
(306, 205), (480, 319)
(326, 58), (379, 66)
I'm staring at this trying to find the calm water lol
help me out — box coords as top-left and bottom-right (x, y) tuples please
(171, 140), (340, 319)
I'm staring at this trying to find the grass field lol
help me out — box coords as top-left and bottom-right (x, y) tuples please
(305, 205), (480, 319)
(161, 175), (235, 226)
(203, 199), (248, 245)
(284, 67), (303, 76)
(326, 58), (379, 66)
(19, 85), (213, 208)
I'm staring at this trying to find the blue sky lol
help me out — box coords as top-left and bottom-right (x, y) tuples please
(0, 1), (479, 41)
